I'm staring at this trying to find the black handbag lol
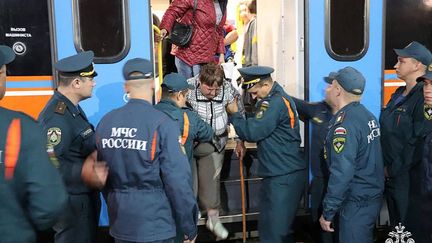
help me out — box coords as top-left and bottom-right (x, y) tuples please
(167, 0), (197, 47)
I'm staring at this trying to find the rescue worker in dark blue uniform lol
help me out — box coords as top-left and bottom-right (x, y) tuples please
(155, 73), (217, 243)
(380, 41), (432, 227)
(155, 73), (216, 164)
(292, 97), (337, 243)
(226, 66), (307, 243)
(0, 45), (67, 243)
(95, 58), (198, 243)
(319, 67), (384, 243)
(406, 69), (432, 243)
(38, 51), (99, 243)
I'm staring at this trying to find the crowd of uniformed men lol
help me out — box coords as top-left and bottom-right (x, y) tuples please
(1, 40), (432, 243)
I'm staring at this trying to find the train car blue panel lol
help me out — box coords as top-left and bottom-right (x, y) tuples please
(53, 0), (152, 226)
(308, 0), (383, 117)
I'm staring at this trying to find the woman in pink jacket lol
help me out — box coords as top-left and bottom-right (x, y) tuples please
(160, 0), (227, 78)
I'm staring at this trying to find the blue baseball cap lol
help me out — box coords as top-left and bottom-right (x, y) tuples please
(55, 51), (97, 77)
(324, 67), (366, 95)
(0, 45), (16, 66)
(238, 65), (274, 89)
(162, 73), (193, 91)
(123, 58), (154, 81)
(394, 41), (432, 66)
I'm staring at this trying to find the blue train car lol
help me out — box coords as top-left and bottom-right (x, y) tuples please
(1, 0), (432, 241)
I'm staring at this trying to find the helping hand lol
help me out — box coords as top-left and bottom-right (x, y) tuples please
(226, 98), (239, 114)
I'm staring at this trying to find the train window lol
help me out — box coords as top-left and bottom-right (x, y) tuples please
(73, 0), (130, 63)
(325, 0), (369, 61)
(0, 0), (52, 76)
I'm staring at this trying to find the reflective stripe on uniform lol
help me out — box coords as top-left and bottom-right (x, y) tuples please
(5, 118), (21, 180)
(151, 131), (157, 161)
(181, 112), (190, 145)
(282, 97), (295, 129)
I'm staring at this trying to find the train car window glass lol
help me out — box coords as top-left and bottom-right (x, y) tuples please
(0, 0), (52, 76)
(325, 0), (369, 61)
(73, 0), (130, 63)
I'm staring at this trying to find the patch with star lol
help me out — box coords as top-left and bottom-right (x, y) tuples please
(334, 127), (347, 136)
(424, 104), (432, 120)
(47, 127), (62, 146)
(332, 137), (345, 153)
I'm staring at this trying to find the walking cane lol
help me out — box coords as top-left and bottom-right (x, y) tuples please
(239, 155), (247, 243)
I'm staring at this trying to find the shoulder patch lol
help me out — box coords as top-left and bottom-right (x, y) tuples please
(256, 101), (270, 119)
(335, 111), (345, 125)
(334, 127), (347, 136)
(333, 137), (345, 153)
(424, 104), (432, 120)
(55, 101), (66, 114)
(47, 127), (62, 146)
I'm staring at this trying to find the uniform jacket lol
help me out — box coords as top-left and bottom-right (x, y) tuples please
(155, 99), (214, 163)
(159, 0), (227, 66)
(96, 99), (198, 242)
(0, 107), (67, 242)
(323, 102), (384, 221)
(293, 98), (333, 178)
(380, 83), (424, 177)
(38, 91), (96, 194)
(230, 82), (306, 177)
(187, 76), (244, 148)
(421, 105), (432, 194)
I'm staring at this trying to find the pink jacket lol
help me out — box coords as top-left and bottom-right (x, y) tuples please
(160, 0), (227, 66)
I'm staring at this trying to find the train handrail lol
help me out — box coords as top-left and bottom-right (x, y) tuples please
(152, 25), (163, 101)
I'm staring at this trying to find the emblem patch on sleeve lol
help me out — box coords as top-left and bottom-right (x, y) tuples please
(332, 137), (345, 153)
(424, 104), (432, 120)
(47, 127), (62, 146)
(255, 101), (269, 119)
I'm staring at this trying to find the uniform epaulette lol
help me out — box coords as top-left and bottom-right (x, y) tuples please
(54, 101), (66, 115)
(334, 111), (345, 125)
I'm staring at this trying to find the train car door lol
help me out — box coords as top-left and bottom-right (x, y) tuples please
(0, 0), (55, 119)
(53, 0), (154, 125)
(307, 0), (383, 116)
(53, 0), (153, 225)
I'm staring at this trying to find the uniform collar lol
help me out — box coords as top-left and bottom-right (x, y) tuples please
(338, 101), (360, 113)
(267, 82), (283, 98)
(53, 90), (81, 117)
(159, 98), (180, 108)
(128, 98), (152, 106)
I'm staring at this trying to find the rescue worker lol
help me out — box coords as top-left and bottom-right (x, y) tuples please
(226, 66), (306, 243)
(155, 73), (217, 243)
(186, 63), (246, 240)
(38, 51), (99, 243)
(292, 97), (337, 243)
(155, 73), (217, 164)
(319, 67), (384, 243)
(380, 41), (432, 227)
(94, 58), (198, 243)
(407, 68), (432, 243)
(0, 45), (67, 242)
